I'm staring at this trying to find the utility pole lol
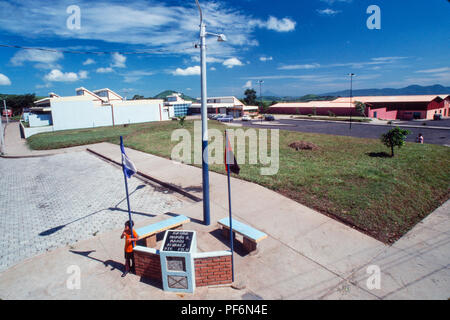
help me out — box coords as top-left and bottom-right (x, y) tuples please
(196, 0), (227, 225)
(258, 80), (264, 112)
(348, 73), (355, 130)
(0, 114), (5, 155)
(3, 100), (8, 124)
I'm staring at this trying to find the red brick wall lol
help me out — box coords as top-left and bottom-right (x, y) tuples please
(194, 255), (232, 287)
(134, 250), (162, 283)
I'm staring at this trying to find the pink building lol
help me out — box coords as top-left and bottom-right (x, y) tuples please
(268, 94), (450, 120)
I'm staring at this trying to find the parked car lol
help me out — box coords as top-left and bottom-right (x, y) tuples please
(264, 115), (275, 121)
(210, 114), (224, 120)
(242, 115), (252, 121)
(218, 115), (234, 122)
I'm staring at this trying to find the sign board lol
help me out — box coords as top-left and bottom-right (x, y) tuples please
(162, 230), (194, 252)
(160, 230), (197, 293)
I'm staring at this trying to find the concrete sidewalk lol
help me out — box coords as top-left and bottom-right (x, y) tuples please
(1, 122), (100, 158)
(0, 143), (448, 299)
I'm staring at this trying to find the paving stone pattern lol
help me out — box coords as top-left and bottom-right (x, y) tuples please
(0, 152), (184, 272)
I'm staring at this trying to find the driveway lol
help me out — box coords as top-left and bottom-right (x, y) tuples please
(0, 152), (186, 272)
(237, 119), (450, 146)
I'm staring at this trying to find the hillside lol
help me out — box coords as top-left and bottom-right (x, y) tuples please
(153, 90), (196, 102)
(321, 84), (450, 97)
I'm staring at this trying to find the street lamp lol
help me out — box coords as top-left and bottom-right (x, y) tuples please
(258, 80), (264, 111)
(195, 0), (227, 225)
(348, 73), (355, 130)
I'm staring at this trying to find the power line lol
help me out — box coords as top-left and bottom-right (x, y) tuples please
(0, 44), (197, 55)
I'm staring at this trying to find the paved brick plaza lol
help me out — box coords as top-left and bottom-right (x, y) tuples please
(0, 152), (185, 272)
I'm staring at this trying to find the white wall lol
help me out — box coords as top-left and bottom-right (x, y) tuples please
(51, 100), (113, 131)
(49, 99), (164, 131)
(21, 122), (54, 138)
(111, 102), (161, 125)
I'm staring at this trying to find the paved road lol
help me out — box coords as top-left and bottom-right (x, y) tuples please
(237, 119), (450, 146)
(0, 152), (186, 272)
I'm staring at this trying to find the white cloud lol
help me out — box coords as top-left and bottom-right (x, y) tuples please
(44, 69), (82, 82)
(82, 58), (95, 66)
(260, 56), (273, 62)
(210, 67), (216, 71)
(10, 49), (63, 69)
(276, 57), (407, 71)
(122, 70), (155, 83)
(278, 63), (321, 70)
(317, 8), (341, 16)
(251, 16), (296, 32)
(96, 67), (114, 73)
(243, 80), (252, 89)
(78, 70), (89, 79)
(0, 73), (11, 85)
(416, 67), (450, 74)
(172, 66), (201, 76)
(111, 53), (126, 68)
(223, 58), (244, 69)
(0, 1), (296, 58)
(266, 16), (296, 32)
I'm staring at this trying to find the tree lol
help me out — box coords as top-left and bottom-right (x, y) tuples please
(380, 127), (410, 157)
(132, 95), (144, 100)
(355, 101), (366, 117)
(177, 116), (186, 126)
(243, 89), (257, 106)
(0, 94), (36, 116)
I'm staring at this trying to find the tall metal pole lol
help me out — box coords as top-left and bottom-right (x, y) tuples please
(197, 0), (211, 225)
(120, 136), (135, 246)
(258, 80), (264, 112)
(0, 114), (5, 155)
(349, 73), (354, 130)
(3, 100), (8, 124)
(225, 130), (235, 282)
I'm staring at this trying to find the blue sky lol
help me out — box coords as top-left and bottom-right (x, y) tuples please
(0, 0), (449, 98)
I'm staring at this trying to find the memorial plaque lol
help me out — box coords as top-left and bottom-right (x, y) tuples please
(162, 231), (194, 252)
(166, 256), (186, 272)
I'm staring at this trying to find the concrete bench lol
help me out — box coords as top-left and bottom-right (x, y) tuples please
(135, 215), (190, 248)
(218, 217), (268, 252)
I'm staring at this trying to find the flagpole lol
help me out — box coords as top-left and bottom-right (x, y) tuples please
(120, 136), (135, 246)
(226, 130), (235, 282)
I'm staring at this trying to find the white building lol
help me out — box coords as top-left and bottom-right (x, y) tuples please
(24, 87), (169, 137)
(190, 96), (259, 118)
(164, 93), (192, 118)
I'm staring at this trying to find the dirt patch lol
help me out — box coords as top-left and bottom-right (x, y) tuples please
(289, 141), (319, 151)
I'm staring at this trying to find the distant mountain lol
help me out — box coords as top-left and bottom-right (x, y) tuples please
(258, 94), (337, 103)
(321, 84), (450, 97)
(153, 90), (195, 101)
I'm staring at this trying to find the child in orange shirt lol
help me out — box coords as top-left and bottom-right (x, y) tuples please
(121, 220), (138, 277)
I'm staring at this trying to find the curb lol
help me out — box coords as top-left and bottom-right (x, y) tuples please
(282, 118), (450, 130)
(86, 148), (202, 203)
(0, 153), (56, 159)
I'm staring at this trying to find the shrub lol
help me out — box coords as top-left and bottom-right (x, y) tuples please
(380, 127), (411, 157)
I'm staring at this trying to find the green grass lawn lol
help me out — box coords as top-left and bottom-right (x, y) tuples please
(28, 120), (450, 243)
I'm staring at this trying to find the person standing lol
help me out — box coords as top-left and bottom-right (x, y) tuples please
(121, 220), (138, 277)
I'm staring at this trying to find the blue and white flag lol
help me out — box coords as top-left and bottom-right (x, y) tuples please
(120, 142), (137, 179)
